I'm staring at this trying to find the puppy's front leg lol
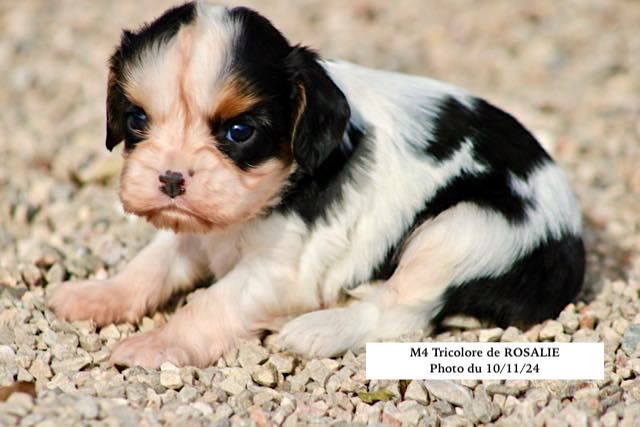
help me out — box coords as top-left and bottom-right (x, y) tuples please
(110, 252), (311, 368)
(48, 231), (210, 326)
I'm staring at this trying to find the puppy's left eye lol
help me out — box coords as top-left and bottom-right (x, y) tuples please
(125, 107), (148, 133)
(226, 123), (255, 143)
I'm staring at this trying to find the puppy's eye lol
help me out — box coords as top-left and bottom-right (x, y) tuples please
(226, 123), (255, 143)
(125, 107), (148, 133)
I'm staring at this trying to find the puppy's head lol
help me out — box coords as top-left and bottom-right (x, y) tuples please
(106, 2), (349, 233)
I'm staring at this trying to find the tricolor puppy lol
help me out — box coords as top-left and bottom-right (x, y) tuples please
(48, 2), (585, 368)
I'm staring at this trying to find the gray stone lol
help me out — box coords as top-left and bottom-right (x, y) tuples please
(237, 341), (269, 368)
(98, 324), (120, 341)
(17, 367), (33, 382)
(534, 398), (562, 426)
(559, 310), (580, 333)
(441, 414), (473, 427)
(91, 348), (110, 364)
(440, 314), (482, 330)
(20, 264), (43, 287)
(305, 359), (332, 386)
(191, 401), (214, 417)
(159, 364), (183, 390)
(0, 325), (15, 346)
(219, 368), (251, 395)
(79, 333), (100, 352)
(178, 385), (199, 403)
(486, 383), (521, 396)
(124, 383), (148, 405)
(251, 363), (278, 388)
(464, 394), (500, 423)
(29, 358), (52, 380)
(503, 395), (520, 416)
(558, 403), (587, 427)
(600, 410), (618, 427)
(404, 380), (429, 405)
(268, 353), (295, 374)
(0, 346), (17, 368)
(51, 352), (91, 374)
(4, 392), (34, 417)
(478, 328), (503, 342)
(288, 370), (310, 392)
(48, 372), (76, 393)
(75, 396), (100, 419)
(394, 400), (426, 425)
(539, 320), (564, 340)
(526, 387), (549, 408)
(108, 404), (140, 427)
(622, 324), (640, 356)
(45, 263), (66, 284)
(431, 399), (455, 416)
(212, 402), (234, 422)
(425, 380), (472, 407)
(622, 403), (640, 425)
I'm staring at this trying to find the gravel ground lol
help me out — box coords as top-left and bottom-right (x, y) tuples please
(1, 0), (639, 425)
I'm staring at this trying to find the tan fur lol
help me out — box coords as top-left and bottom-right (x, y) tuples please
(212, 76), (262, 122)
(115, 21), (292, 234)
(49, 11), (296, 367)
(48, 233), (211, 326)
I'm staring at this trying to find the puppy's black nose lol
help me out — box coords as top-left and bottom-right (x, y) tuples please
(159, 170), (186, 198)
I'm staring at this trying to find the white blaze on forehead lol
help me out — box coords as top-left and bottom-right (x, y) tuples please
(188, 3), (238, 111)
(121, 3), (236, 119)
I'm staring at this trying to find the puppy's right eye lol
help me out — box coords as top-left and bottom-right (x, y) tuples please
(124, 106), (148, 147)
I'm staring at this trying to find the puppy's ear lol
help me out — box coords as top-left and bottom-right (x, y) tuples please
(105, 70), (127, 151)
(105, 31), (134, 151)
(286, 46), (350, 173)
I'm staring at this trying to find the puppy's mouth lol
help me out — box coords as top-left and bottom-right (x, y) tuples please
(136, 205), (216, 234)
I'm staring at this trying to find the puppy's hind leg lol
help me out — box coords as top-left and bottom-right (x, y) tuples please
(279, 203), (530, 358)
(48, 231), (211, 326)
(278, 214), (462, 358)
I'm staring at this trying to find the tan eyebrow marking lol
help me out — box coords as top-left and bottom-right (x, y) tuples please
(212, 75), (262, 121)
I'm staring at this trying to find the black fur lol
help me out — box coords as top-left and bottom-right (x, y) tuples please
(433, 235), (585, 328)
(276, 123), (369, 224)
(208, 7), (294, 170)
(372, 96), (553, 281)
(426, 97), (551, 178)
(105, 2), (197, 151)
(285, 47), (351, 173)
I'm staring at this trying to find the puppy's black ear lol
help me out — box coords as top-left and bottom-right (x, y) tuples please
(105, 31), (134, 151)
(105, 70), (127, 151)
(286, 46), (350, 173)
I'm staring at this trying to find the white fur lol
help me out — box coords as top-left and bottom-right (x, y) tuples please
(126, 60), (582, 361)
(51, 7), (583, 365)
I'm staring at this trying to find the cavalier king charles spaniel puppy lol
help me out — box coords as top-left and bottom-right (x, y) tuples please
(48, 2), (585, 368)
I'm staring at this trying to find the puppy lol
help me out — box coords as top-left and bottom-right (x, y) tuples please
(48, 2), (585, 368)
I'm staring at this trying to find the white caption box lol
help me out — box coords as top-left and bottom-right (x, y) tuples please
(366, 342), (604, 380)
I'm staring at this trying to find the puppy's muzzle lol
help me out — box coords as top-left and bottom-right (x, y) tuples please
(158, 170), (186, 198)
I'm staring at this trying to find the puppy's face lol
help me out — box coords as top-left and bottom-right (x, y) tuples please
(105, 3), (349, 233)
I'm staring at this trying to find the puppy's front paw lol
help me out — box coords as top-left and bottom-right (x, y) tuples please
(279, 304), (377, 358)
(110, 328), (199, 369)
(47, 280), (142, 326)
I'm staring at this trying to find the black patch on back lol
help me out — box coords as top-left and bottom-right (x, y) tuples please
(276, 123), (369, 224)
(423, 172), (532, 223)
(433, 234), (585, 329)
(372, 96), (551, 280)
(426, 97), (551, 178)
